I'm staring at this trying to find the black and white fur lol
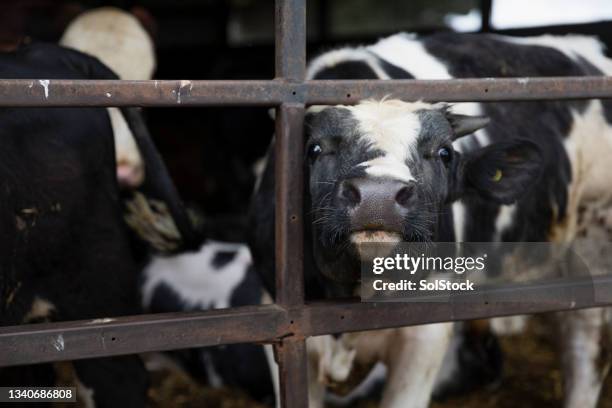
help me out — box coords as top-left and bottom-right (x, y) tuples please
(141, 241), (277, 406)
(250, 32), (612, 408)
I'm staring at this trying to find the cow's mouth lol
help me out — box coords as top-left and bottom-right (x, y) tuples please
(350, 229), (402, 261)
(350, 229), (402, 245)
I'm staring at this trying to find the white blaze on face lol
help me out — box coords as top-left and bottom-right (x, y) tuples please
(345, 100), (432, 249)
(348, 99), (430, 184)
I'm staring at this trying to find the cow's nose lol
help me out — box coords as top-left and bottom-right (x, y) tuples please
(338, 178), (415, 231)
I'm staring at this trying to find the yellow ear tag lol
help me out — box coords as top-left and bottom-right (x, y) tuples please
(492, 169), (503, 182)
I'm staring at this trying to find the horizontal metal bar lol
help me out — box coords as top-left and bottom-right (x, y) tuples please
(302, 275), (612, 336)
(2, 275), (612, 367)
(1, 77), (612, 107)
(0, 305), (287, 367)
(0, 79), (288, 107)
(307, 77), (612, 103)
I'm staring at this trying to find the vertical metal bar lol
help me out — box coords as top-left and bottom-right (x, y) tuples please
(275, 339), (309, 408)
(274, 1), (308, 407)
(274, 0), (307, 310)
(274, 103), (305, 306)
(275, 0), (307, 81)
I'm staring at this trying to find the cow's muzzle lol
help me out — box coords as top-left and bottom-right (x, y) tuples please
(338, 177), (415, 237)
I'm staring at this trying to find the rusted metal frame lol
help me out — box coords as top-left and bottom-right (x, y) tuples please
(302, 275), (612, 336)
(274, 102), (308, 408)
(2, 77), (612, 106)
(275, 0), (306, 81)
(274, 0), (308, 407)
(307, 77), (612, 103)
(275, 338), (309, 407)
(0, 305), (286, 367)
(274, 103), (306, 307)
(0, 79), (288, 107)
(2, 274), (612, 368)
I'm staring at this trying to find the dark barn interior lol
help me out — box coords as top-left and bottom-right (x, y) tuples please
(2, 1), (612, 407)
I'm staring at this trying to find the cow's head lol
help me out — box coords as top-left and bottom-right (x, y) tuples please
(305, 100), (541, 288)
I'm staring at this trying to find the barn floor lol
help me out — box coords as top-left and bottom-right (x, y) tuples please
(141, 314), (612, 408)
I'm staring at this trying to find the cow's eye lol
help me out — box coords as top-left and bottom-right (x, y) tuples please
(437, 146), (452, 164)
(308, 143), (323, 161)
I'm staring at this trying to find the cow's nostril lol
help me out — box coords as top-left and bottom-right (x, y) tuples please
(395, 185), (415, 207)
(340, 181), (361, 206)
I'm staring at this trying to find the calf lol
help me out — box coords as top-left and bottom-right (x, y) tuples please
(250, 32), (612, 407)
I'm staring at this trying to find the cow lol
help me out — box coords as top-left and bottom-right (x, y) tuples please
(140, 240), (277, 406)
(0, 41), (195, 407)
(249, 32), (612, 407)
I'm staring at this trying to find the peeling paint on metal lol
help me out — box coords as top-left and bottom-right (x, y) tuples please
(177, 80), (192, 104)
(52, 334), (65, 352)
(87, 318), (116, 325)
(39, 80), (50, 98)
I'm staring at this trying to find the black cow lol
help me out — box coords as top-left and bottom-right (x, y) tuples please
(250, 32), (612, 407)
(0, 42), (194, 407)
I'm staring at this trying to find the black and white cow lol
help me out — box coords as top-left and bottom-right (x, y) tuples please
(250, 32), (612, 407)
(141, 240), (277, 406)
(0, 40), (196, 406)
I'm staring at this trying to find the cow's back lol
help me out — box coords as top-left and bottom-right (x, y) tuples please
(308, 32), (612, 244)
(0, 44), (140, 325)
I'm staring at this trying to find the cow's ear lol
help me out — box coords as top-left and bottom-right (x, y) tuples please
(447, 113), (490, 139)
(459, 140), (543, 204)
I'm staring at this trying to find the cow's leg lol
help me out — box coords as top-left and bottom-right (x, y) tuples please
(263, 344), (281, 408)
(559, 308), (611, 408)
(72, 355), (148, 408)
(306, 353), (326, 408)
(380, 322), (453, 408)
(304, 334), (357, 408)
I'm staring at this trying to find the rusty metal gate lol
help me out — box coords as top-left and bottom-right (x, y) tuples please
(3, 1), (612, 406)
